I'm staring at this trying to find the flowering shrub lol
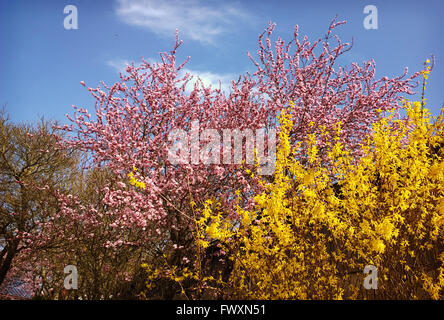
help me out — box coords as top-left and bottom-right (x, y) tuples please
(184, 87), (443, 299)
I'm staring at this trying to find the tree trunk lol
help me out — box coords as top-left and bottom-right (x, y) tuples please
(0, 239), (19, 286)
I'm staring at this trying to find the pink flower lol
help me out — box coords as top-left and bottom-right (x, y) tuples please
(117, 181), (126, 189)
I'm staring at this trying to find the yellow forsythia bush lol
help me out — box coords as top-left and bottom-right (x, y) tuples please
(196, 97), (443, 299)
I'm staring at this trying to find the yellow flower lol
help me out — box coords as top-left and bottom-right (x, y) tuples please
(128, 167), (146, 189)
(153, 95), (444, 299)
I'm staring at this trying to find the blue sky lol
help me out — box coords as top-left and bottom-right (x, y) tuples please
(1, 0), (443, 125)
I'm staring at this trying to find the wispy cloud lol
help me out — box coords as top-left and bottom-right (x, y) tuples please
(179, 68), (236, 93)
(114, 0), (252, 45)
(106, 57), (158, 73)
(106, 59), (131, 73)
(106, 58), (236, 94)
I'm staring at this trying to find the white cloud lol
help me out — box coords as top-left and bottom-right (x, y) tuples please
(179, 68), (236, 93)
(106, 58), (236, 94)
(107, 57), (236, 94)
(114, 0), (251, 45)
(106, 59), (132, 73)
(106, 57), (158, 74)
